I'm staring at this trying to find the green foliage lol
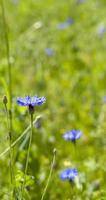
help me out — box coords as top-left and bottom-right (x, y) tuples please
(0, 0), (106, 199)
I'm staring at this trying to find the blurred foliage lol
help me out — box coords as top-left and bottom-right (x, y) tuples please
(0, 0), (106, 199)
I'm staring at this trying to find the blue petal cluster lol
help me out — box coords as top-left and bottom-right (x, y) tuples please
(57, 18), (74, 30)
(17, 96), (46, 107)
(77, 0), (86, 4)
(45, 48), (54, 56)
(63, 130), (82, 142)
(97, 24), (106, 37)
(103, 96), (106, 102)
(60, 168), (78, 181)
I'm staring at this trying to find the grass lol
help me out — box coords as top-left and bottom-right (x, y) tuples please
(0, 0), (106, 199)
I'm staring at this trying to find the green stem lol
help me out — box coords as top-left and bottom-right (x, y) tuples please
(1, 2), (14, 197)
(21, 113), (33, 196)
(73, 142), (77, 160)
(41, 149), (56, 200)
(4, 103), (13, 184)
(0, 117), (38, 158)
(1, 0), (12, 111)
(69, 182), (74, 200)
(1, 0), (13, 166)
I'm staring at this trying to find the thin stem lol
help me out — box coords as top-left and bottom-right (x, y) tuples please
(73, 142), (77, 159)
(21, 113), (33, 196)
(24, 113), (33, 183)
(1, 0), (13, 174)
(1, 0), (13, 192)
(1, 0), (12, 110)
(41, 149), (57, 200)
(4, 103), (13, 184)
(0, 117), (38, 158)
(71, 186), (74, 200)
(69, 181), (74, 200)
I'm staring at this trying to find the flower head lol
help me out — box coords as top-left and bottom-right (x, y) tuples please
(63, 130), (82, 142)
(103, 96), (106, 102)
(57, 18), (74, 30)
(45, 48), (54, 56)
(97, 24), (106, 37)
(17, 96), (46, 107)
(60, 168), (78, 182)
(77, 0), (86, 4)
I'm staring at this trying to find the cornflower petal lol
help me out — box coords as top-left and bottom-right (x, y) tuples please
(60, 168), (78, 181)
(17, 96), (46, 107)
(17, 96), (31, 106)
(45, 48), (54, 56)
(63, 130), (82, 142)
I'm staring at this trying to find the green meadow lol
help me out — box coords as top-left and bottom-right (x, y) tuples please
(0, 0), (106, 199)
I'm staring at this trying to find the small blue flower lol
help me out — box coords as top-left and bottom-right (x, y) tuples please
(60, 168), (78, 181)
(17, 96), (46, 107)
(63, 130), (82, 142)
(57, 18), (74, 30)
(97, 24), (106, 37)
(103, 96), (106, 102)
(77, 0), (86, 4)
(45, 48), (54, 56)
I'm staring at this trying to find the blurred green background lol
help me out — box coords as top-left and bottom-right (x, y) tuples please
(0, 0), (106, 199)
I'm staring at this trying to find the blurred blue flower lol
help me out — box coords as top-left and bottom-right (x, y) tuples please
(17, 96), (46, 107)
(103, 96), (106, 102)
(77, 0), (86, 4)
(60, 168), (78, 181)
(63, 130), (82, 142)
(45, 48), (54, 56)
(97, 24), (106, 37)
(57, 18), (74, 30)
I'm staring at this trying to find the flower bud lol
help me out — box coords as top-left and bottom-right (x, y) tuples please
(3, 95), (8, 105)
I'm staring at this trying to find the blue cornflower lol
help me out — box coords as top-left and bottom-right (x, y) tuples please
(17, 96), (46, 107)
(63, 130), (82, 142)
(103, 96), (106, 102)
(45, 48), (54, 56)
(97, 24), (106, 37)
(57, 18), (73, 30)
(77, 0), (86, 4)
(60, 168), (78, 182)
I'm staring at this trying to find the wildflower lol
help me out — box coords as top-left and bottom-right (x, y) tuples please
(97, 24), (106, 37)
(57, 18), (73, 30)
(17, 96), (46, 107)
(17, 96), (46, 114)
(77, 0), (86, 4)
(45, 48), (54, 56)
(63, 130), (82, 142)
(103, 96), (106, 102)
(60, 168), (78, 182)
